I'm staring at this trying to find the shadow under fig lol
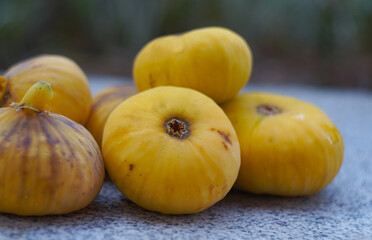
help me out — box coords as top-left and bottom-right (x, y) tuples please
(0, 181), (341, 229)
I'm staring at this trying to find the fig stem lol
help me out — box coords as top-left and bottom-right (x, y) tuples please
(12, 81), (53, 113)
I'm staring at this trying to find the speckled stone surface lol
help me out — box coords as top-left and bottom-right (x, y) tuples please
(0, 76), (371, 240)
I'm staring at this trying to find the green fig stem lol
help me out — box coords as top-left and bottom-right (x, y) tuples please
(12, 81), (53, 113)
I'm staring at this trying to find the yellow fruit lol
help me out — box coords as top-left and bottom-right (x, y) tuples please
(86, 83), (137, 148)
(102, 86), (240, 214)
(221, 92), (344, 196)
(0, 55), (92, 124)
(0, 81), (105, 216)
(133, 27), (252, 104)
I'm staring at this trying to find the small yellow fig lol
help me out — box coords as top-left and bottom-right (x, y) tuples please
(86, 83), (137, 148)
(0, 81), (105, 216)
(133, 27), (252, 104)
(221, 92), (344, 196)
(102, 86), (240, 214)
(0, 55), (92, 124)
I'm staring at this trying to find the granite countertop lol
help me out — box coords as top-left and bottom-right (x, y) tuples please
(0, 76), (371, 240)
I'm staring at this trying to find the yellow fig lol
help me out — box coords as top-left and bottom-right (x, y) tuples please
(133, 27), (252, 104)
(0, 55), (92, 124)
(86, 83), (137, 148)
(0, 81), (105, 216)
(221, 92), (344, 196)
(102, 86), (240, 214)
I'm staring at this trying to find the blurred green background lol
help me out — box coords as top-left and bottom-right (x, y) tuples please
(0, 0), (371, 88)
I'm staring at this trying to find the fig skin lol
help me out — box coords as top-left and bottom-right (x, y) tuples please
(102, 86), (240, 214)
(86, 83), (137, 148)
(0, 82), (105, 216)
(0, 55), (92, 125)
(221, 92), (344, 196)
(133, 27), (252, 104)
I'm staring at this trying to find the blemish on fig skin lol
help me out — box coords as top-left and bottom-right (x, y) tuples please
(211, 128), (232, 145)
(257, 104), (282, 116)
(129, 164), (134, 171)
(149, 74), (156, 88)
(217, 130), (232, 145)
(22, 136), (32, 149)
(222, 142), (229, 150)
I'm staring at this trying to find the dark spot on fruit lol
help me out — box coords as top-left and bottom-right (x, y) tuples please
(222, 142), (228, 150)
(257, 104), (282, 116)
(23, 136), (31, 149)
(210, 128), (216, 131)
(129, 164), (134, 171)
(217, 130), (232, 145)
(149, 74), (155, 88)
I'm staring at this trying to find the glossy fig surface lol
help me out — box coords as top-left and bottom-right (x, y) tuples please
(133, 27), (252, 104)
(103, 86), (240, 214)
(221, 92), (344, 196)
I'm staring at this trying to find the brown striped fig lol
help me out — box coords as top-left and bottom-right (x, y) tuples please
(0, 55), (92, 125)
(86, 83), (137, 148)
(0, 81), (105, 216)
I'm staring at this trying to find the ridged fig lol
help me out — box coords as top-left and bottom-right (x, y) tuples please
(0, 81), (104, 216)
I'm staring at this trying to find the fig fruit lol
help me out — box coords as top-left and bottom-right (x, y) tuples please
(221, 92), (344, 196)
(86, 83), (137, 148)
(0, 81), (105, 216)
(133, 27), (252, 104)
(0, 55), (92, 124)
(102, 86), (240, 214)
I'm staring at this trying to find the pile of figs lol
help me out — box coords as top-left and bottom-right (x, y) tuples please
(0, 27), (343, 216)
